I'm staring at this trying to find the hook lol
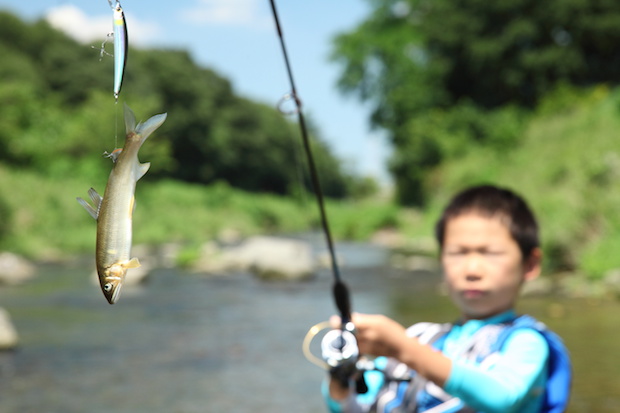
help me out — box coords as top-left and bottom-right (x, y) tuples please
(277, 92), (302, 116)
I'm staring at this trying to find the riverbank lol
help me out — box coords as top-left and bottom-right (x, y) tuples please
(4, 229), (620, 299)
(5, 152), (620, 287)
(0, 166), (398, 260)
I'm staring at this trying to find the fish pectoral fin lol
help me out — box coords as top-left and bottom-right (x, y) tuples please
(124, 257), (141, 269)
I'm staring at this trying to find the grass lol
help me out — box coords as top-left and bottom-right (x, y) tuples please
(0, 165), (398, 262)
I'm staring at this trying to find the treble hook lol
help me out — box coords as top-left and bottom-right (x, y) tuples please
(277, 92), (302, 116)
(108, 0), (121, 11)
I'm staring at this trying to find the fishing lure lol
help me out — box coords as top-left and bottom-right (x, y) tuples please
(109, 0), (128, 101)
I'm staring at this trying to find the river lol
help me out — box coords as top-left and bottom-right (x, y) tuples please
(0, 242), (618, 412)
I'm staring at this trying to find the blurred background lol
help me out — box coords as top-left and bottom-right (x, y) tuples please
(0, 1), (619, 411)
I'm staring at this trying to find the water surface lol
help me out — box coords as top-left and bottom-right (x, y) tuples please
(0, 243), (617, 412)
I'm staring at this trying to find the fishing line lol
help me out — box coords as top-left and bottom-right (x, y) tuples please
(278, 94), (311, 208)
(107, 0), (127, 148)
(114, 101), (119, 149)
(268, 0), (353, 327)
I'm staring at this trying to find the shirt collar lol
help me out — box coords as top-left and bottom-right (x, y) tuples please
(457, 309), (517, 328)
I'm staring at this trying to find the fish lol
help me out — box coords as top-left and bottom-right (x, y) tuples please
(77, 104), (167, 304)
(109, 0), (128, 101)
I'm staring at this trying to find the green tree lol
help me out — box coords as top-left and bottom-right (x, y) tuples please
(131, 49), (349, 196)
(332, 0), (620, 205)
(0, 12), (354, 198)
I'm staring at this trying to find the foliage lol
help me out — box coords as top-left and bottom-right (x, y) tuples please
(327, 201), (400, 240)
(423, 85), (620, 278)
(332, 0), (620, 205)
(389, 102), (528, 204)
(0, 165), (395, 260)
(0, 11), (353, 198)
(347, 175), (382, 200)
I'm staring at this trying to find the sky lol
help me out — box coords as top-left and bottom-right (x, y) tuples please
(0, 0), (392, 185)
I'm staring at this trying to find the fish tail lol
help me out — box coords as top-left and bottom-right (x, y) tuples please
(123, 103), (167, 144)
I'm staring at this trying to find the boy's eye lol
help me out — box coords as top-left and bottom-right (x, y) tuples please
(484, 250), (504, 256)
(443, 249), (504, 258)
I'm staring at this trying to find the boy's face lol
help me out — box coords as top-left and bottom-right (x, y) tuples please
(441, 212), (541, 320)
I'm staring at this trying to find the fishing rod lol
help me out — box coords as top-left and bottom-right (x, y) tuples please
(268, 0), (366, 392)
(268, 0), (353, 329)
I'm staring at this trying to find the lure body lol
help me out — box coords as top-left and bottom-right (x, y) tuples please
(77, 104), (167, 304)
(111, 1), (128, 100)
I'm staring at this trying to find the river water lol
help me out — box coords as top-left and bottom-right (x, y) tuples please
(0, 241), (618, 412)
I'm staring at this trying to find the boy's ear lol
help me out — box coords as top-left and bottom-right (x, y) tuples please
(523, 247), (543, 282)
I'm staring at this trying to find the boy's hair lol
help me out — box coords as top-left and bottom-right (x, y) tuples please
(435, 185), (539, 259)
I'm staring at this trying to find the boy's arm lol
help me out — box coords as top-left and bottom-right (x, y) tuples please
(336, 314), (548, 412)
(445, 329), (548, 412)
(350, 313), (453, 386)
(322, 314), (454, 411)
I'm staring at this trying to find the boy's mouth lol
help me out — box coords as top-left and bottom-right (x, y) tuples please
(462, 289), (485, 299)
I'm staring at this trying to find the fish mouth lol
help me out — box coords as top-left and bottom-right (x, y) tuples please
(106, 285), (123, 304)
(101, 276), (124, 305)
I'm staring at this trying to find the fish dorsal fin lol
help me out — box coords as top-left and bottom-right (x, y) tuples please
(76, 188), (103, 220)
(136, 162), (151, 181)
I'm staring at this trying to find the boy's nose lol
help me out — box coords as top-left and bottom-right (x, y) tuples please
(464, 253), (483, 275)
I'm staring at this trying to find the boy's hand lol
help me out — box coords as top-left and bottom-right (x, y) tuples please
(331, 313), (408, 359)
(329, 313), (452, 389)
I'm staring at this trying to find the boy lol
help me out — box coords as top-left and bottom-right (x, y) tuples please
(322, 185), (571, 413)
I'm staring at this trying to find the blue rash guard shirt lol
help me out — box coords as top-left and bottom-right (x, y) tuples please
(323, 310), (550, 413)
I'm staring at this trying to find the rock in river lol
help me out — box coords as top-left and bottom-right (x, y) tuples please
(0, 307), (18, 350)
(0, 252), (35, 285)
(194, 236), (315, 281)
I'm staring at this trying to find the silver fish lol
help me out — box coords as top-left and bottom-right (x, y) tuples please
(78, 104), (167, 304)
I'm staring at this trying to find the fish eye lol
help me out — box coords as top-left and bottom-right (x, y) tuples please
(104, 283), (113, 292)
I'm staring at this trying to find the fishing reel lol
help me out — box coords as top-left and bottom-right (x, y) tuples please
(321, 323), (358, 369)
(319, 322), (368, 393)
